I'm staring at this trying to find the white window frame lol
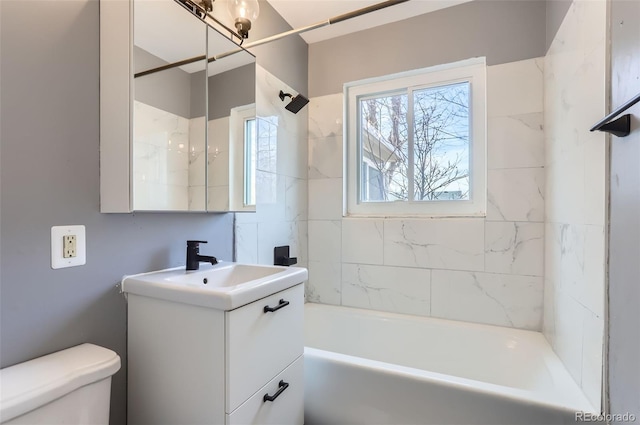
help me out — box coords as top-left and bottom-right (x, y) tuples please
(229, 103), (256, 212)
(344, 57), (487, 217)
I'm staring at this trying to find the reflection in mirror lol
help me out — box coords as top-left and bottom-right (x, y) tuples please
(206, 26), (256, 212)
(131, 0), (256, 212)
(243, 114), (257, 207)
(133, 0), (207, 211)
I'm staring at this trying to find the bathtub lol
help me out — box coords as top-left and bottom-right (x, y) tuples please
(304, 303), (596, 425)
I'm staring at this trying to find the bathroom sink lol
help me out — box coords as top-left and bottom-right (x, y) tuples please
(166, 264), (284, 287)
(121, 262), (308, 310)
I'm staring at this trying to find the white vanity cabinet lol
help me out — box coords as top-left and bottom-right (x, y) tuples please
(126, 283), (304, 424)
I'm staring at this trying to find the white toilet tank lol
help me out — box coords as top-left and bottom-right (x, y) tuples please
(0, 343), (121, 424)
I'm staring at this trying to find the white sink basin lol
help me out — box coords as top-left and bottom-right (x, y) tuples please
(121, 262), (308, 310)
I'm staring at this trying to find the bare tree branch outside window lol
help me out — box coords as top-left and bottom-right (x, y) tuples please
(359, 82), (470, 203)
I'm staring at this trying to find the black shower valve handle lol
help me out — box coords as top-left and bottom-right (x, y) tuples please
(274, 245), (297, 266)
(277, 256), (298, 266)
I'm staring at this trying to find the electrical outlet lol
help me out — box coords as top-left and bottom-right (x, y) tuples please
(51, 225), (86, 269)
(63, 235), (77, 258)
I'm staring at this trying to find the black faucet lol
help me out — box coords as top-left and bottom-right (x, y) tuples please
(186, 240), (218, 271)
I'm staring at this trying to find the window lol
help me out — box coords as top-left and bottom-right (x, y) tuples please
(345, 58), (486, 217)
(229, 104), (256, 211)
(243, 118), (256, 206)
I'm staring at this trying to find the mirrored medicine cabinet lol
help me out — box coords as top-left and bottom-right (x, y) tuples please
(100, 0), (257, 213)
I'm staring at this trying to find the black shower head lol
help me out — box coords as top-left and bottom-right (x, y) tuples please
(279, 90), (309, 114)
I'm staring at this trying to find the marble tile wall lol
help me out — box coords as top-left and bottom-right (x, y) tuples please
(235, 65), (308, 268)
(133, 101), (190, 210)
(543, 0), (607, 410)
(188, 116), (206, 211)
(134, 101), (227, 211)
(207, 117), (230, 211)
(307, 57), (546, 331)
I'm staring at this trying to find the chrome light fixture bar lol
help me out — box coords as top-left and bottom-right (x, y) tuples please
(218, 0), (410, 58)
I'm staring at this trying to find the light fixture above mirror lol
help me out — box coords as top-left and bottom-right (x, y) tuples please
(227, 0), (260, 39)
(198, 0), (213, 12)
(180, 0), (260, 40)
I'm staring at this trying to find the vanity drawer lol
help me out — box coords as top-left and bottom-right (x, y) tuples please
(225, 284), (304, 412)
(226, 355), (304, 425)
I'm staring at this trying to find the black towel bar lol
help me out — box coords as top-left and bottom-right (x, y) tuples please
(590, 92), (640, 137)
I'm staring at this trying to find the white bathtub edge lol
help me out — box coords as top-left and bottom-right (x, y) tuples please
(304, 346), (596, 415)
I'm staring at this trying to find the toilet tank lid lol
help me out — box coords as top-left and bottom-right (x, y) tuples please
(0, 343), (121, 423)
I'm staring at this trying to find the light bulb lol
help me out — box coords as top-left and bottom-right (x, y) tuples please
(227, 0), (259, 39)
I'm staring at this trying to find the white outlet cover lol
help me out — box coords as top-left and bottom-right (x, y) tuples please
(51, 225), (86, 269)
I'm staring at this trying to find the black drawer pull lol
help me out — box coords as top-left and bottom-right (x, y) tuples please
(263, 380), (289, 402)
(264, 299), (289, 313)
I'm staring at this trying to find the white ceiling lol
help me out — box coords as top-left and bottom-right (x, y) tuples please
(265, 0), (472, 44)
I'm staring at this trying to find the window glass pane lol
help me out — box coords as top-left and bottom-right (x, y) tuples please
(360, 162), (386, 201)
(244, 118), (256, 206)
(359, 92), (408, 202)
(413, 81), (470, 201)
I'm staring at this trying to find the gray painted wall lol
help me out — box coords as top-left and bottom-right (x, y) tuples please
(134, 50), (256, 121)
(248, 0), (308, 96)
(0, 2), (234, 424)
(545, 0), (573, 52)
(208, 64), (256, 120)
(308, 0), (547, 97)
(608, 0), (640, 420)
(189, 63), (256, 120)
(134, 47), (194, 119)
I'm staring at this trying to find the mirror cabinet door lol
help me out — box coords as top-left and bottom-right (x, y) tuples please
(133, 0), (207, 211)
(206, 27), (257, 212)
(100, 0), (256, 213)
(100, 0), (258, 213)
